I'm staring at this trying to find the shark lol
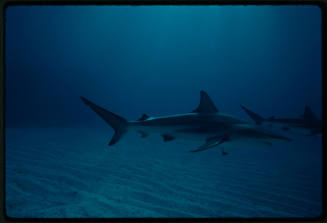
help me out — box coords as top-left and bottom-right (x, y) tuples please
(240, 104), (322, 136)
(81, 91), (291, 155)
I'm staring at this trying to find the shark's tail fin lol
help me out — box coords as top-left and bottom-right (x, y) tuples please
(81, 97), (128, 146)
(240, 105), (265, 125)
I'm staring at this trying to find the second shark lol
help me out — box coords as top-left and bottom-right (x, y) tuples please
(240, 105), (321, 136)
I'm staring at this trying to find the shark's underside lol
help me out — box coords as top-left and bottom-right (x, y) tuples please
(81, 91), (291, 154)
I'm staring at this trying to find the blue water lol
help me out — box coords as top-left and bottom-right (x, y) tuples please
(5, 5), (322, 218)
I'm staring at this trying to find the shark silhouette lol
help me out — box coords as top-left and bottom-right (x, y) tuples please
(81, 91), (291, 155)
(240, 105), (322, 136)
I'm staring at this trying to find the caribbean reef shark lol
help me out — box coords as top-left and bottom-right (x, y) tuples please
(81, 91), (291, 155)
(240, 105), (322, 136)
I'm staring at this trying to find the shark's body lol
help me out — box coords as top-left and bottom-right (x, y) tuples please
(81, 91), (290, 154)
(240, 105), (322, 136)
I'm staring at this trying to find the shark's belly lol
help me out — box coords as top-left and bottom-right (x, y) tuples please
(222, 137), (271, 148)
(172, 131), (219, 142)
(130, 124), (219, 142)
(263, 122), (310, 135)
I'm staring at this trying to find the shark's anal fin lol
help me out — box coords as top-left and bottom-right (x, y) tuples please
(138, 131), (148, 138)
(162, 134), (175, 142)
(190, 135), (229, 152)
(222, 148), (228, 156)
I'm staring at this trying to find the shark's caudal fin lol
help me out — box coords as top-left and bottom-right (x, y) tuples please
(240, 105), (265, 125)
(81, 97), (128, 146)
(192, 90), (219, 113)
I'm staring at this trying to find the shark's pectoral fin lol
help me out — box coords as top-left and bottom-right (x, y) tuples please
(190, 135), (229, 153)
(162, 134), (175, 142)
(190, 143), (218, 152)
(138, 131), (148, 138)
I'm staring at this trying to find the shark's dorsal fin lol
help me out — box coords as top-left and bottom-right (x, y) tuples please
(192, 91), (218, 113)
(138, 114), (150, 121)
(301, 106), (317, 120)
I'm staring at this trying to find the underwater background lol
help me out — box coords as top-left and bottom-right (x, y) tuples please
(5, 5), (322, 217)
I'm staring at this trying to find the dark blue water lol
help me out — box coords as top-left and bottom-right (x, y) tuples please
(5, 5), (322, 218)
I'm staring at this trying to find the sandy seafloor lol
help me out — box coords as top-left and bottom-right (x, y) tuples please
(5, 127), (322, 218)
